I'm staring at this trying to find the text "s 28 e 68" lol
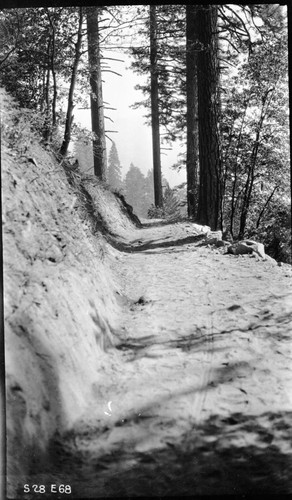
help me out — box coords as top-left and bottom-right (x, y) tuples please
(24, 484), (72, 494)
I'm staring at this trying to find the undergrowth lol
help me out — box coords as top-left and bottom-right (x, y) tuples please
(148, 186), (183, 222)
(247, 200), (291, 264)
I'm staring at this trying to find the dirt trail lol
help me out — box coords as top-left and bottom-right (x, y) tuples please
(22, 221), (292, 497)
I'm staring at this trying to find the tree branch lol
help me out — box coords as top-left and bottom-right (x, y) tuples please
(256, 185), (279, 228)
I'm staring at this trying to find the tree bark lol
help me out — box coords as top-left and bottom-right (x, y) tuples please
(186, 5), (199, 219)
(150, 5), (163, 208)
(87, 6), (107, 180)
(59, 7), (83, 157)
(196, 5), (222, 230)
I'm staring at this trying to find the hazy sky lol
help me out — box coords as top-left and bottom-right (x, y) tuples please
(75, 51), (186, 188)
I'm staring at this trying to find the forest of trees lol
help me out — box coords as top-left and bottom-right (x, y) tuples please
(106, 143), (154, 219)
(74, 137), (179, 219)
(0, 5), (290, 262)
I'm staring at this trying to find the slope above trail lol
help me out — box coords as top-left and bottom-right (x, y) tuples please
(50, 217), (292, 497)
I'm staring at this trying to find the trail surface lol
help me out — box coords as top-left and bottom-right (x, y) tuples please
(26, 221), (292, 497)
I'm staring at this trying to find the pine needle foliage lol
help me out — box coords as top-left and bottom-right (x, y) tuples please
(148, 185), (182, 221)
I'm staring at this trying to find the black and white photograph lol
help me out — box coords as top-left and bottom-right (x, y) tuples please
(1, 3), (292, 498)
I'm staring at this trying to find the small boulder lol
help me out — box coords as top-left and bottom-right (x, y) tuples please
(228, 240), (265, 259)
(191, 223), (210, 234)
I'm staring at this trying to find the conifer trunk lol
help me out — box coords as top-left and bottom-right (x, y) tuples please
(150, 5), (163, 208)
(186, 5), (199, 219)
(196, 5), (222, 230)
(59, 8), (83, 157)
(87, 7), (107, 180)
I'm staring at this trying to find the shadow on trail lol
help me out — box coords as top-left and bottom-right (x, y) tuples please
(33, 411), (292, 498)
(16, 340), (292, 498)
(107, 233), (206, 254)
(116, 331), (217, 360)
(140, 219), (187, 228)
(115, 328), (242, 359)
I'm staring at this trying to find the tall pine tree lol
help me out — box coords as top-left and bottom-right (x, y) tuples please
(107, 141), (122, 190)
(186, 5), (199, 219)
(124, 163), (146, 218)
(86, 6), (107, 179)
(142, 169), (155, 215)
(149, 5), (163, 208)
(195, 5), (222, 230)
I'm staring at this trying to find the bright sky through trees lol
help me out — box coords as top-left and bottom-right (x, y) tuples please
(74, 4), (186, 189)
(75, 50), (186, 187)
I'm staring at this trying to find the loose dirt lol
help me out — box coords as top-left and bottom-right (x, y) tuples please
(21, 220), (292, 498)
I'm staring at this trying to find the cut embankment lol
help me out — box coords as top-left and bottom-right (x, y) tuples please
(2, 88), (138, 496)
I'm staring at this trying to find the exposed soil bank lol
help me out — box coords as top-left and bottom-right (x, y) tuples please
(1, 88), (135, 497)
